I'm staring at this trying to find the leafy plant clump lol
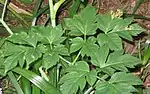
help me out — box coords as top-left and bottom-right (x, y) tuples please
(0, 5), (145, 94)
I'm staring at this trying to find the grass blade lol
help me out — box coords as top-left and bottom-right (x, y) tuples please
(21, 77), (31, 94)
(132, 0), (144, 14)
(32, 84), (41, 94)
(8, 71), (24, 94)
(68, 0), (81, 17)
(12, 67), (62, 94)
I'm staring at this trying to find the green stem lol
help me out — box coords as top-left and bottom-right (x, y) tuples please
(49, 0), (56, 27)
(8, 71), (24, 94)
(59, 56), (71, 64)
(1, 0), (8, 20)
(124, 13), (150, 21)
(0, 0), (29, 27)
(39, 67), (49, 82)
(84, 87), (93, 94)
(0, 18), (13, 35)
(0, 0), (13, 35)
(72, 51), (81, 65)
(53, 0), (65, 16)
(49, 0), (65, 27)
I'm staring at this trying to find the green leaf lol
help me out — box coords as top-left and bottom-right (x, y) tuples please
(128, 24), (144, 36)
(25, 47), (42, 66)
(91, 46), (141, 75)
(3, 42), (42, 72)
(19, 0), (33, 4)
(65, 5), (97, 36)
(4, 52), (25, 73)
(132, 0), (144, 14)
(117, 31), (132, 41)
(143, 43), (150, 65)
(68, 0), (81, 17)
(97, 13), (117, 33)
(71, 37), (98, 57)
(86, 70), (97, 86)
(3, 43), (26, 73)
(96, 72), (142, 94)
(0, 55), (5, 77)
(97, 13), (143, 41)
(104, 53), (141, 70)
(70, 37), (84, 53)
(8, 72), (24, 94)
(91, 45), (109, 67)
(7, 32), (27, 45)
(42, 53), (59, 70)
(13, 67), (61, 94)
(97, 33), (122, 51)
(109, 72), (142, 85)
(0, 38), (5, 47)
(21, 77), (31, 94)
(113, 23), (143, 40)
(53, 44), (69, 56)
(7, 32), (38, 48)
(42, 44), (68, 69)
(81, 37), (99, 57)
(96, 82), (137, 94)
(34, 25), (65, 45)
(60, 61), (91, 94)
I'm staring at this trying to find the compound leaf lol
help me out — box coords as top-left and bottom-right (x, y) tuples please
(65, 5), (97, 36)
(97, 33), (122, 51)
(60, 61), (96, 94)
(91, 45), (141, 75)
(70, 37), (84, 53)
(25, 47), (42, 66)
(34, 25), (65, 45)
(96, 72), (142, 94)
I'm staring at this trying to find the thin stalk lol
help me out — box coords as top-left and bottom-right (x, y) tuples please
(53, 66), (57, 87)
(57, 64), (61, 83)
(0, 0), (29, 27)
(84, 74), (108, 94)
(8, 71), (24, 94)
(138, 40), (142, 60)
(0, 0), (13, 35)
(39, 67), (49, 82)
(84, 87), (93, 94)
(0, 18), (13, 35)
(32, 17), (37, 26)
(59, 56), (71, 64)
(49, 0), (56, 27)
(72, 51), (81, 65)
(1, 0), (8, 20)
(53, 0), (65, 16)
(49, 0), (65, 27)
